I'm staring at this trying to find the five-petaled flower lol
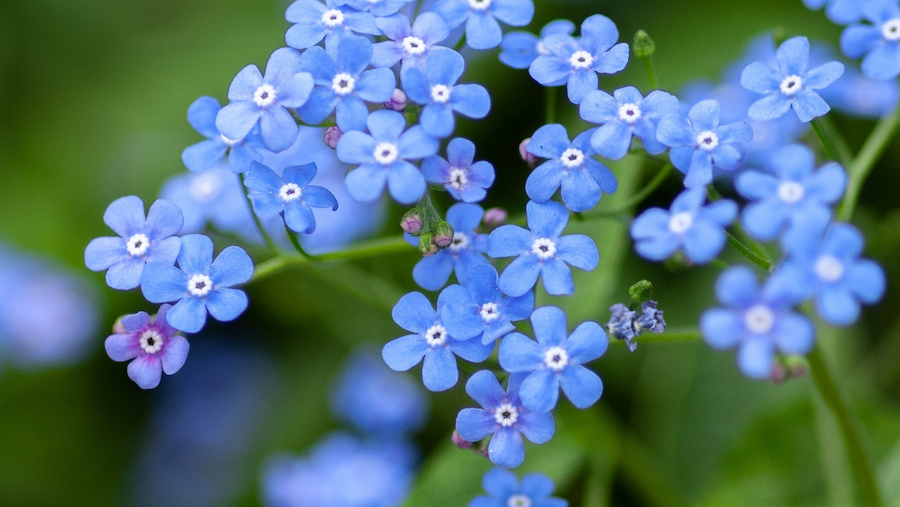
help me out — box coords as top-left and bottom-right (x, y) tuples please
(105, 304), (190, 389)
(243, 161), (339, 234)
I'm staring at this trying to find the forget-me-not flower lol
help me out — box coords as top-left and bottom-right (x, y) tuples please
(243, 161), (339, 234)
(841, 1), (900, 80)
(371, 13), (451, 72)
(431, 0), (535, 50)
(105, 304), (189, 389)
(803, 0), (874, 25)
(182, 96), (264, 174)
(469, 468), (568, 507)
(422, 137), (495, 202)
(412, 202), (490, 290)
(499, 19), (575, 70)
(333, 0), (413, 16)
(579, 86), (680, 159)
(160, 165), (255, 236)
(285, 0), (380, 50)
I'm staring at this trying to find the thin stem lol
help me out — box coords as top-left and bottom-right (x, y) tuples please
(586, 163), (673, 218)
(608, 327), (701, 346)
(641, 55), (659, 89)
(545, 86), (557, 124)
(818, 114), (854, 169)
(285, 227), (312, 259)
(725, 231), (772, 271)
(811, 117), (842, 164)
(453, 34), (466, 51)
(238, 173), (279, 254)
(839, 99), (900, 220)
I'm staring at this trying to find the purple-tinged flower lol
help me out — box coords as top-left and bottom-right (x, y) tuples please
(216, 48), (314, 153)
(519, 137), (537, 167)
(371, 13), (451, 72)
(525, 124), (617, 212)
(285, 0), (380, 50)
(579, 86), (680, 159)
(469, 468), (568, 507)
(423, 138), (495, 202)
(607, 303), (637, 351)
(455, 370), (554, 468)
(656, 100), (754, 188)
(337, 109), (438, 204)
(105, 304), (189, 389)
(841, 1), (900, 80)
(499, 306), (606, 413)
(431, 0), (535, 50)
(499, 19), (576, 70)
(333, 0), (413, 16)
(324, 125), (343, 148)
(412, 203), (490, 290)
(631, 188), (737, 264)
(243, 161), (338, 234)
(85, 196), (183, 291)
(488, 200), (599, 297)
(182, 96), (265, 174)
(384, 88), (408, 111)
(635, 300), (666, 334)
(803, 0), (874, 25)
(701, 266), (814, 379)
(483, 207), (507, 228)
(529, 15), (629, 104)
(382, 291), (493, 392)
(141, 235), (254, 334)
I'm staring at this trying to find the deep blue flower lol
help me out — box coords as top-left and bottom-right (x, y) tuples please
(413, 203), (490, 291)
(337, 109), (438, 204)
(630, 188), (737, 264)
(455, 370), (554, 468)
(440, 264), (534, 345)
(736, 144), (846, 241)
(297, 35), (396, 132)
(656, 100), (754, 188)
(431, 0), (534, 50)
(85, 196), (183, 290)
(422, 137), (495, 202)
(371, 13), (451, 72)
(382, 291), (493, 392)
(701, 266), (814, 379)
(529, 15), (629, 104)
(105, 304), (189, 389)
(498, 306), (606, 413)
(579, 86), (680, 159)
(803, 0), (873, 24)
(216, 48), (314, 153)
(401, 49), (491, 138)
(141, 235), (254, 334)
(488, 200), (599, 297)
(285, 0), (381, 50)
(841, 1), (900, 80)
(525, 124), (617, 212)
(244, 161), (339, 234)
(333, 0), (413, 16)
(499, 19), (575, 70)
(469, 468), (567, 507)
(182, 96), (265, 174)
(606, 303), (637, 351)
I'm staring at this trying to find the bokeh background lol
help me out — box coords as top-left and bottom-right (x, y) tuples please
(1, 0), (899, 505)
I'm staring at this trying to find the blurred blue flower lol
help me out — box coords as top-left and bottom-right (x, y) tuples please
(422, 137), (495, 202)
(841, 1), (900, 80)
(244, 161), (339, 234)
(412, 202), (490, 290)
(334, 0), (413, 16)
(579, 86), (679, 159)
(431, 0), (534, 50)
(469, 468), (567, 507)
(285, 0), (381, 50)
(803, 0), (874, 25)
(182, 96), (265, 174)
(105, 304), (189, 389)
(371, 13), (451, 72)
(499, 19), (575, 70)
(160, 165), (255, 236)
(812, 43), (900, 117)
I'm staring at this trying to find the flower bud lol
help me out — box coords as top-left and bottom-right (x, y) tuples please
(400, 210), (423, 235)
(633, 30), (656, 58)
(451, 430), (473, 450)
(324, 126), (343, 149)
(112, 316), (127, 335)
(629, 280), (653, 304)
(433, 221), (454, 248)
(384, 88), (408, 111)
(418, 233), (438, 257)
(519, 138), (537, 167)
(483, 207), (507, 229)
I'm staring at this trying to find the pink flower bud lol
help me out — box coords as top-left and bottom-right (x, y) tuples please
(324, 126), (343, 149)
(519, 138), (537, 167)
(483, 207), (507, 228)
(384, 88), (408, 111)
(400, 211), (423, 235)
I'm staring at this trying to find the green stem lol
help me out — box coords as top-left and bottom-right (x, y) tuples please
(453, 33), (466, 51)
(238, 173), (279, 254)
(285, 227), (311, 259)
(586, 163), (673, 218)
(545, 86), (557, 124)
(641, 55), (659, 89)
(811, 117), (842, 164)
(839, 99), (900, 221)
(725, 231), (772, 271)
(817, 114), (854, 169)
(608, 327), (701, 346)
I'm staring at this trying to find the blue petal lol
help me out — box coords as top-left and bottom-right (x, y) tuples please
(816, 286), (860, 326)
(303, 185), (339, 210)
(259, 106), (299, 152)
(166, 296), (208, 333)
(737, 337), (775, 379)
(284, 202), (316, 233)
(530, 306), (567, 347)
(277, 72), (314, 108)
(177, 234), (214, 275)
(483, 467), (519, 498)
(492, 0), (534, 26)
(335, 95), (370, 132)
(791, 90), (830, 123)
(422, 346), (458, 391)
(539, 258), (574, 296)
(736, 170), (779, 200)
(466, 369), (507, 408)
(216, 101), (260, 141)
(431, 0), (469, 29)
(683, 221), (726, 263)
(526, 161), (564, 202)
(182, 140), (227, 173)
(127, 355), (162, 389)
(367, 109), (407, 141)
(862, 43), (900, 81)
(566, 70), (596, 105)
(160, 334), (190, 375)
(748, 93), (792, 121)
(449, 335), (494, 362)
(106, 257), (145, 290)
(387, 161), (427, 204)
(775, 36), (810, 77)
(556, 234), (599, 271)
(413, 251), (455, 291)
(688, 100), (720, 131)
(840, 24), (881, 59)
(450, 84), (491, 118)
(566, 321), (607, 364)
(286, 22), (327, 49)
(716, 266), (759, 309)
(683, 150), (713, 189)
(526, 200), (568, 239)
(498, 332), (544, 372)
(208, 246), (253, 288)
(580, 14), (619, 54)
(498, 255), (541, 297)
(336, 131), (377, 164)
(520, 369), (560, 413)
(104, 195), (145, 238)
(400, 67), (431, 104)
(527, 123), (570, 158)
(226, 65), (263, 101)
(206, 287), (248, 322)
(805, 61), (845, 89)
(560, 168), (601, 212)
(846, 260), (886, 304)
(187, 96), (222, 138)
(656, 114), (695, 147)
(740, 62), (781, 94)
(516, 410), (554, 444)
(590, 121), (632, 160)
(398, 126), (439, 159)
(529, 55), (571, 86)
(456, 408), (496, 442)
(383, 334), (428, 370)
(592, 42), (629, 74)
(345, 164), (387, 202)
(297, 86), (339, 126)
(85, 237), (126, 272)
(140, 262), (187, 303)
(426, 47), (465, 85)
(488, 427), (526, 468)
(336, 35), (374, 75)
(355, 67), (396, 102)
(773, 313), (815, 354)
(700, 308), (743, 350)
(742, 200), (788, 241)
(806, 163), (846, 202)
(466, 12), (502, 50)
(488, 225), (532, 258)
(559, 364), (602, 409)
(421, 103), (456, 138)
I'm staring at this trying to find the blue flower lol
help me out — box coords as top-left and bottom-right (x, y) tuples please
(285, 0), (380, 50)
(371, 13), (451, 72)
(440, 264), (534, 345)
(337, 109), (438, 204)
(579, 86), (680, 159)
(469, 468), (568, 507)
(413, 203), (490, 291)
(401, 49), (491, 138)
(804, 0), (874, 25)
(630, 188), (737, 264)
(841, 2), (900, 80)
(498, 306), (606, 413)
(431, 0), (534, 50)
(160, 165), (256, 237)
(105, 304), (189, 389)
(736, 144), (846, 241)
(85, 196), (183, 290)
(382, 291), (493, 392)
(216, 48), (314, 153)
(656, 100), (754, 188)
(243, 161), (339, 234)
(141, 235), (254, 334)
(333, 0), (413, 16)
(182, 96), (265, 174)
(525, 124), (617, 212)
(455, 370), (554, 468)
(422, 137), (495, 202)
(529, 15), (629, 104)
(488, 200), (599, 297)
(499, 19), (575, 70)
(297, 35), (396, 132)
(819, 58), (900, 118)
(701, 266), (814, 379)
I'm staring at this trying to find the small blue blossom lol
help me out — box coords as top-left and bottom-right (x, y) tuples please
(579, 86), (680, 159)
(337, 109), (438, 204)
(529, 15), (629, 104)
(243, 161), (339, 234)
(382, 291), (493, 392)
(431, 0), (535, 50)
(736, 144), (846, 241)
(141, 235), (254, 334)
(440, 264), (534, 345)
(819, 59), (900, 117)
(401, 49), (491, 138)
(285, 0), (380, 50)
(803, 0), (873, 24)
(499, 19), (575, 70)
(499, 306), (606, 413)
(469, 468), (567, 507)
(297, 35), (396, 132)
(841, 1), (900, 80)
(160, 165), (256, 237)
(701, 266), (815, 379)
(333, 0), (413, 16)
(182, 96), (264, 174)
(455, 370), (554, 468)
(525, 124), (617, 212)
(630, 188), (737, 264)
(216, 48), (314, 152)
(656, 100), (754, 188)
(422, 137), (495, 202)
(413, 203), (490, 291)
(371, 13), (451, 72)
(85, 196), (183, 290)
(105, 304), (189, 389)
(488, 200), (599, 297)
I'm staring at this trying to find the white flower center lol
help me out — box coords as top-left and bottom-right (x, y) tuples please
(321, 9), (344, 28)
(468, 0), (491, 11)
(744, 304), (775, 334)
(189, 172), (223, 203)
(697, 131), (719, 150)
(883, 18), (900, 41)
(668, 212), (693, 233)
(373, 142), (399, 165)
(449, 232), (469, 252)
(544, 346), (569, 371)
(618, 103), (642, 123)
(139, 328), (165, 354)
(560, 148), (584, 168)
(253, 84), (277, 107)
(493, 403), (518, 427)
(569, 50), (594, 69)
(780, 75), (803, 95)
(279, 182), (302, 202)
(480, 302), (500, 322)
(815, 254), (845, 282)
(777, 181), (805, 203)
(126, 233), (150, 257)
(187, 274), (213, 297)
(507, 495), (532, 507)
(431, 84), (451, 103)
(448, 168), (468, 190)
(401, 36), (426, 56)
(425, 324), (447, 346)
(531, 238), (557, 260)
(331, 72), (356, 95)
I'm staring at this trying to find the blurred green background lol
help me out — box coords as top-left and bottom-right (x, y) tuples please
(1, 0), (899, 505)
